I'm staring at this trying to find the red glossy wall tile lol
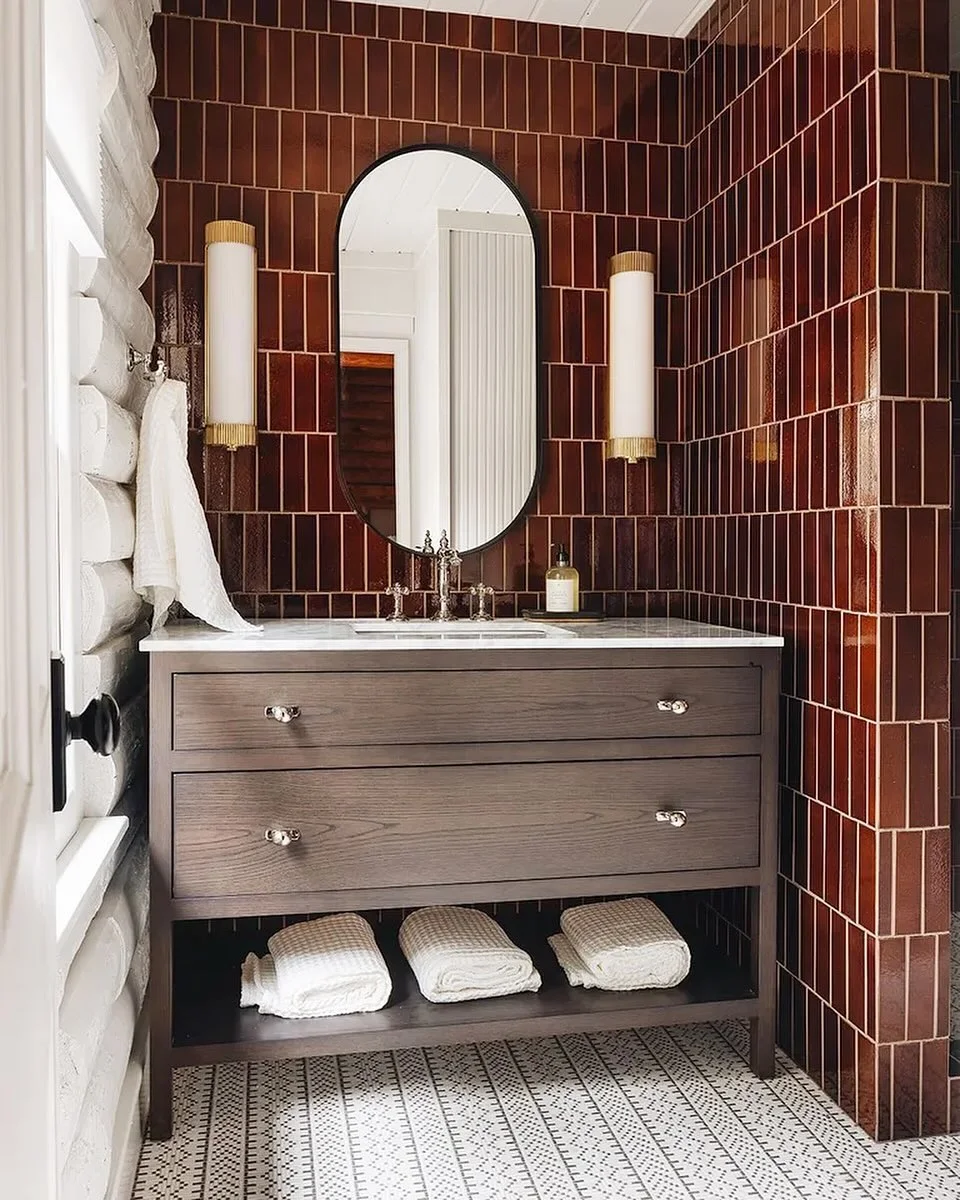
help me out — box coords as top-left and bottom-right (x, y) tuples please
(151, 0), (686, 622)
(684, 0), (952, 1142)
(151, 0), (954, 1140)
(950, 71), (960, 921)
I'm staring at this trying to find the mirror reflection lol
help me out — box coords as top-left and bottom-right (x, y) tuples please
(336, 147), (539, 555)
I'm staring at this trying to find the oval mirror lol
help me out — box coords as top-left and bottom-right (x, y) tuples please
(335, 146), (540, 556)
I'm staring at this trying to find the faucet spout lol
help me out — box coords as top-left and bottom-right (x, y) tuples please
(431, 531), (462, 621)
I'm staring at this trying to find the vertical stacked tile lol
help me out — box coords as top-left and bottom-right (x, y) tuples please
(949, 67), (960, 1119)
(148, 0), (687, 620)
(684, 0), (952, 1139)
(874, 3), (952, 1137)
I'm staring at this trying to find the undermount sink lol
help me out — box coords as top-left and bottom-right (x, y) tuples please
(348, 619), (573, 640)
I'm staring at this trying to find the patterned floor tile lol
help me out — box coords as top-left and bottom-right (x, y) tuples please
(134, 1022), (960, 1200)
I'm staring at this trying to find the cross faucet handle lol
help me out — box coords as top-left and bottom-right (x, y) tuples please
(384, 582), (410, 621)
(469, 583), (495, 621)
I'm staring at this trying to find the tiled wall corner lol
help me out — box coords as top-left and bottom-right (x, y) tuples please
(684, 0), (952, 1141)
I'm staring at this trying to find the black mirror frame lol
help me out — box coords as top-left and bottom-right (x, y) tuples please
(331, 142), (545, 560)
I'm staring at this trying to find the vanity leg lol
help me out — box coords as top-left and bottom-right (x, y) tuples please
(749, 883), (777, 1079)
(149, 902), (174, 1140)
(148, 659), (175, 1139)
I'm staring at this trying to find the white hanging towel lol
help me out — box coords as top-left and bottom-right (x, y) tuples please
(240, 913), (391, 1018)
(133, 377), (260, 632)
(554, 897), (690, 990)
(398, 906), (541, 1004)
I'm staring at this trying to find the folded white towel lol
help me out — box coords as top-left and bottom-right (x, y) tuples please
(556, 898), (690, 990)
(548, 933), (598, 988)
(133, 378), (260, 633)
(240, 913), (391, 1018)
(399, 906), (541, 1004)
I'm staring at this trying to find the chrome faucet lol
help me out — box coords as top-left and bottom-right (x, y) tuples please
(430, 530), (462, 621)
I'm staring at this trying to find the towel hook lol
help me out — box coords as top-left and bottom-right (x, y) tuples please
(127, 344), (166, 383)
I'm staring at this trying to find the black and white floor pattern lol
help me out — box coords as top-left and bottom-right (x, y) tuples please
(134, 1022), (960, 1199)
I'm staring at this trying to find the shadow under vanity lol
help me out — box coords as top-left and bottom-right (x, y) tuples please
(143, 145), (783, 1139)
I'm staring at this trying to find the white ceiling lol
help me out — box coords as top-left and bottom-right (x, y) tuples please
(370, 0), (713, 37)
(340, 150), (524, 254)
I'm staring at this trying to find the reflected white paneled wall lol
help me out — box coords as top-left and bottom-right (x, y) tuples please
(448, 227), (537, 550)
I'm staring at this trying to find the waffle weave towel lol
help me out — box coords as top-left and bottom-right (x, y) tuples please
(554, 897), (690, 990)
(399, 906), (541, 1004)
(133, 378), (260, 633)
(240, 913), (391, 1018)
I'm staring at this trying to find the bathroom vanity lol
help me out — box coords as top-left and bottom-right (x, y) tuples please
(144, 617), (782, 1140)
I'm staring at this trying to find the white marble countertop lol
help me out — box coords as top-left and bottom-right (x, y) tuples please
(140, 617), (784, 653)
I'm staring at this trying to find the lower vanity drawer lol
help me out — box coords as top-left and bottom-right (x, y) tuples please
(171, 757), (760, 899)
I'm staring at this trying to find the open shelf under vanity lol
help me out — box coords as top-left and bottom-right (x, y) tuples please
(171, 904), (758, 1066)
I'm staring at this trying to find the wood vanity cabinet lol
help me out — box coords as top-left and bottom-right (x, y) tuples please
(146, 636), (781, 1141)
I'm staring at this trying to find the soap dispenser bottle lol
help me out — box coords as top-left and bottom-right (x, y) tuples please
(545, 544), (580, 613)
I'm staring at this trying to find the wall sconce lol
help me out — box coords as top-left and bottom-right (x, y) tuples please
(605, 251), (656, 463)
(204, 220), (257, 450)
(750, 428), (779, 463)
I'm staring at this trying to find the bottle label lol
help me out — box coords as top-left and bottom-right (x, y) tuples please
(546, 579), (575, 613)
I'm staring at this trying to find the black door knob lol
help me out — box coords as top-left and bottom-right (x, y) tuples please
(51, 656), (123, 812)
(67, 693), (121, 756)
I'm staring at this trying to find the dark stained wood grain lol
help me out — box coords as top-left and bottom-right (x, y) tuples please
(171, 864), (763, 921)
(750, 646), (780, 1078)
(172, 757), (761, 898)
(165, 732), (764, 774)
(172, 665), (762, 751)
(148, 660), (174, 1140)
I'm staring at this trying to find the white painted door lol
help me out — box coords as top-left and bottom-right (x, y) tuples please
(0, 1), (58, 1196)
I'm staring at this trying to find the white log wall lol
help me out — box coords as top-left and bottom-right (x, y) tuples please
(74, 1), (159, 745)
(59, 6), (160, 1194)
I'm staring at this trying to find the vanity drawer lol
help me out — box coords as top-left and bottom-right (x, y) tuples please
(171, 756), (760, 898)
(171, 666), (761, 751)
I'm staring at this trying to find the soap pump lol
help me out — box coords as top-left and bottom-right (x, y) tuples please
(545, 544), (580, 613)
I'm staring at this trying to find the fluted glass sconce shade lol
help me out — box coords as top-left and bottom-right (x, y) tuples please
(605, 251), (656, 462)
(204, 220), (257, 450)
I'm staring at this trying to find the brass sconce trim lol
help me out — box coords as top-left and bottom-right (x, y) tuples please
(603, 436), (657, 462)
(609, 250), (656, 277)
(204, 421), (257, 450)
(205, 220), (256, 247)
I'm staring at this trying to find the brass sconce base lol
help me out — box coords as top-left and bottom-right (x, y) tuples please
(604, 436), (657, 463)
(205, 422), (257, 450)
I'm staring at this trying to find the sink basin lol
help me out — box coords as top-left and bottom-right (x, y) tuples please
(349, 619), (573, 640)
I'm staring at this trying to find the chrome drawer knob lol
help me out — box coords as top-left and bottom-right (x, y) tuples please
(264, 828), (301, 847)
(657, 699), (689, 715)
(656, 810), (688, 828)
(264, 704), (301, 723)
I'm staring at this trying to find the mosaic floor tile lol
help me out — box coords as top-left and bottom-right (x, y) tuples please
(134, 1022), (960, 1200)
